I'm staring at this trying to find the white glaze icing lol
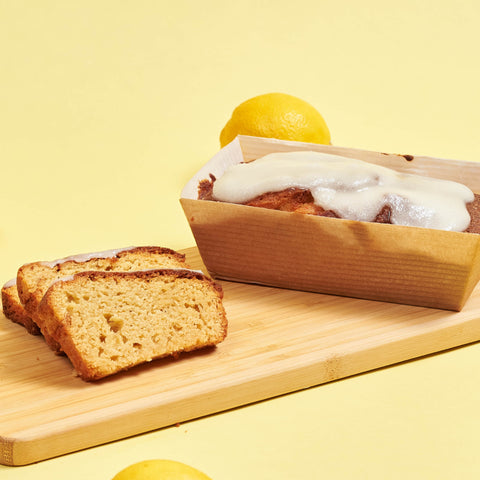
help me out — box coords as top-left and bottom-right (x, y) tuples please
(3, 278), (16, 289)
(212, 150), (474, 232)
(39, 246), (136, 268)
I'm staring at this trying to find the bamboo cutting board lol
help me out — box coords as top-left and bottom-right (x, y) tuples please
(2, 247), (480, 466)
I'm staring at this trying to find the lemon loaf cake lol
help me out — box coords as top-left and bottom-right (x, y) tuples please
(16, 246), (190, 352)
(37, 269), (228, 381)
(198, 151), (480, 233)
(1, 279), (40, 335)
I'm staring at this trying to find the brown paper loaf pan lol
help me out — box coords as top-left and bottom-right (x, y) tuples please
(181, 135), (480, 311)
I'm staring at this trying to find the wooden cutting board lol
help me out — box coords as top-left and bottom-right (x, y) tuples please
(2, 247), (480, 466)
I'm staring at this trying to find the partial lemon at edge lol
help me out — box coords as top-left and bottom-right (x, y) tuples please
(111, 459), (213, 480)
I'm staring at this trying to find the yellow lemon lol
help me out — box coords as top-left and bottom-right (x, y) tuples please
(111, 459), (213, 480)
(219, 92), (331, 147)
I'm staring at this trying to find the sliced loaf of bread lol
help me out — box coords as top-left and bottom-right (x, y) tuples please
(16, 246), (190, 352)
(37, 269), (227, 381)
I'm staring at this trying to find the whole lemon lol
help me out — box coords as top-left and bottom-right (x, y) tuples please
(219, 92), (331, 147)
(111, 459), (213, 480)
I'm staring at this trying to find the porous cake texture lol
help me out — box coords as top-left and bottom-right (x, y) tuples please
(37, 269), (228, 381)
(16, 246), (189, 352)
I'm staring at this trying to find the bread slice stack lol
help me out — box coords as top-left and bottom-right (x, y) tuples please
(15, 246), (191, 352)
(1, 246), (227, 381)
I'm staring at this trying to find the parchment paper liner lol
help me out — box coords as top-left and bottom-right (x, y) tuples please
(181, 135), (480, 310)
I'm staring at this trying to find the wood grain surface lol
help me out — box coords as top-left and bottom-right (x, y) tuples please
(2, 247), (480, 466)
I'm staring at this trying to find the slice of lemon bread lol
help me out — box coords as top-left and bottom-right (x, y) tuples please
(1, 279), (40, 335)
(37, 269), (227, 381)
(16, 246), (189, 352)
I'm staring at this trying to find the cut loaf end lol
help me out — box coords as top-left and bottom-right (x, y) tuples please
(1, 280), (40, 335)
(38, 269), (228, 381)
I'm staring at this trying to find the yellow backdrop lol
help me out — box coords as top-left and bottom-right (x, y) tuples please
(2, 1), (480, 479)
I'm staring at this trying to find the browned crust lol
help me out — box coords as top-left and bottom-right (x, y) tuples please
(38, 269), (227, 381)
(198, 174), (217, 200)
(71, 267), (215, 283)
(466, 194), (480, 233)
(96, 246), (186, 263)
(16, 265), (44, 315)
(1, 282), (41, 335)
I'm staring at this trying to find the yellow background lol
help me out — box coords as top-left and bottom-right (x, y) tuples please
(2, 1), (480, 478)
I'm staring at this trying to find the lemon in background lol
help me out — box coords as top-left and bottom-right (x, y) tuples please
(219, 92), (331, 147)
(111, 459), (213, 480)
